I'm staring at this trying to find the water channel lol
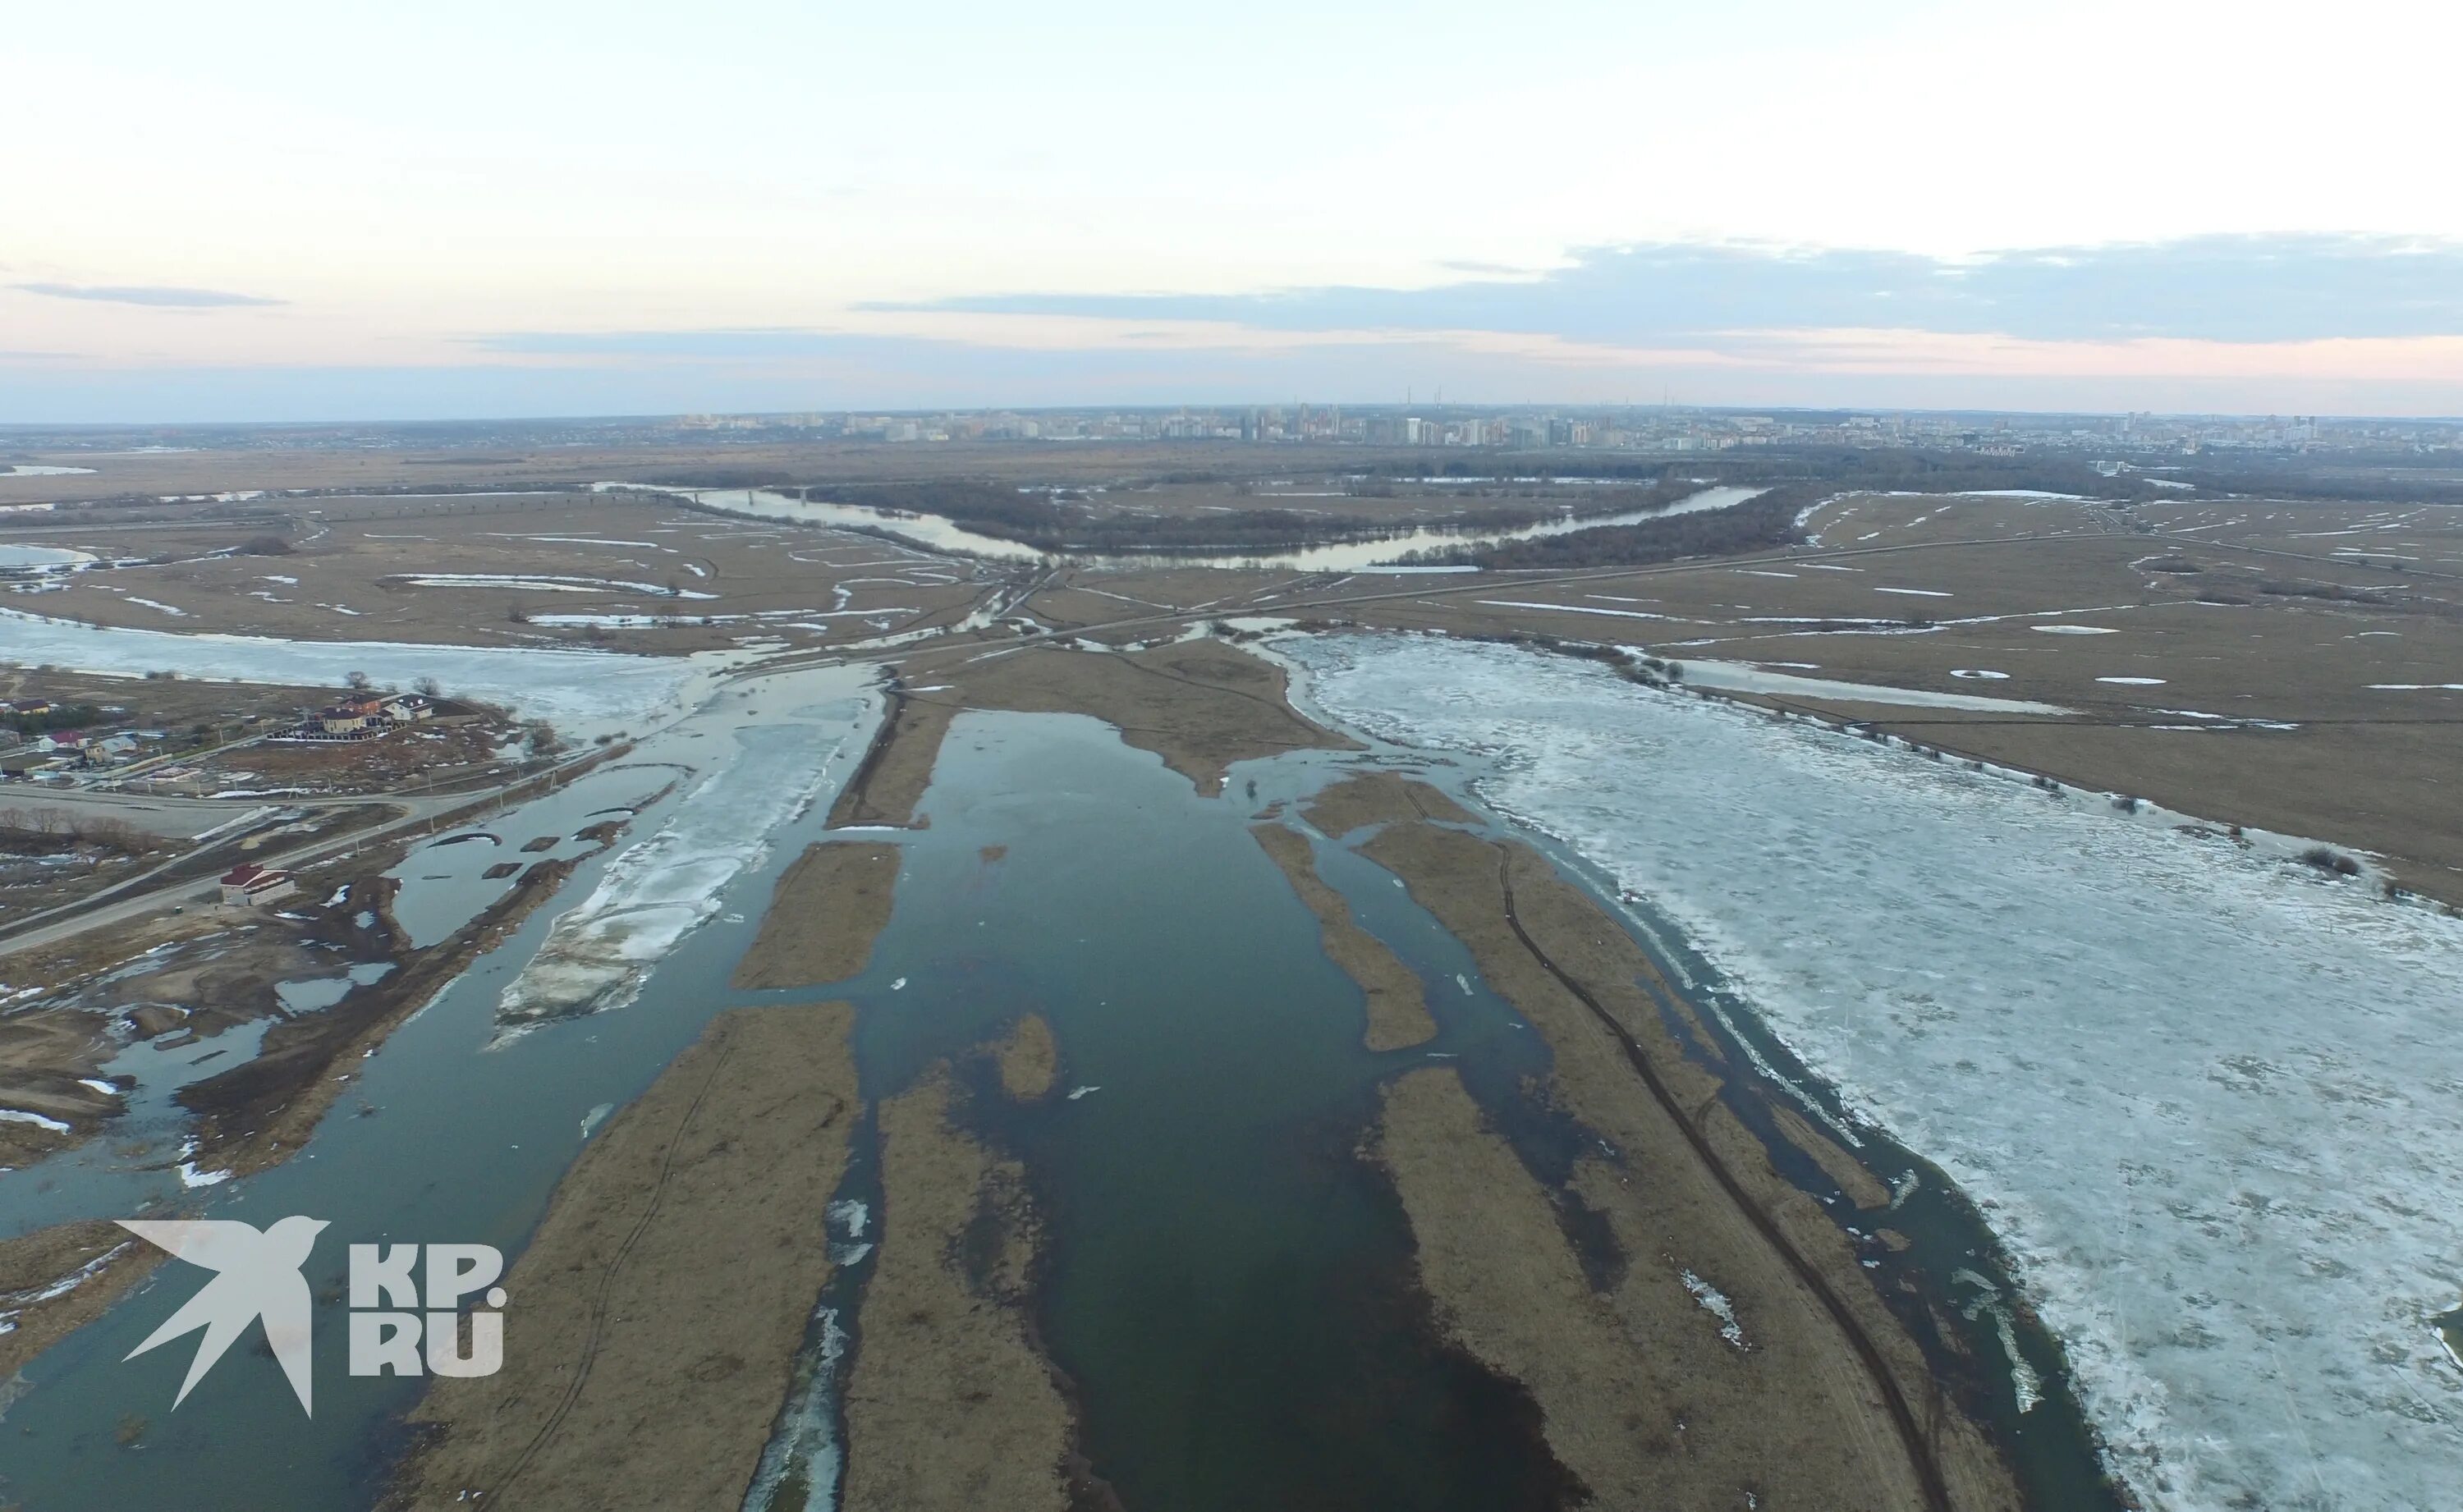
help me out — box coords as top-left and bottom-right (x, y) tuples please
(0, 648), (2116, 1511)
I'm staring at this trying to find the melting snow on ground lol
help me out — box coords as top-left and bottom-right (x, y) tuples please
(1680, 1269), (1750, 1349)
(1287, 632), (2463, 1512)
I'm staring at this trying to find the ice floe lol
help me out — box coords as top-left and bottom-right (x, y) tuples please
(493, 664), (878, 1030)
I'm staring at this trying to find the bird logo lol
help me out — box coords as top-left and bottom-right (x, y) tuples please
(117, 1216), (328, 1415)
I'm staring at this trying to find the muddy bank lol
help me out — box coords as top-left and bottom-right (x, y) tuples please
(388, 1002), (860, 1511)
(827, 685), (961, 828)
(732, 841), (901, 991)
(1250, 822), (1435, 1050)
(1359, 800), (2020, 1512)
(0, 1007), (122, 1165)
(178, 857), (588, 1176)
(0, 1219), (163, 1383)
(0, 876), (401, 1166)
(842, 1062), (1084, 1512)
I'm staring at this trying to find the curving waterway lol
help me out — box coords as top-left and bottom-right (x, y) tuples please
(2, 635), (2184, 1511)
(619, 483), (1768, 570)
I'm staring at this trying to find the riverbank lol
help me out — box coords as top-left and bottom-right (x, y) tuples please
(388, 1002), (860, 1510)
(1355, 790), (2020, 1511)
(835, 639), (1357, 822)
(0, 1221), (161, 1386)
(1248, 822), (1434, 1050)
(180, 850), (595, 1176)
(732, 841), (901, 990)
(1290, 630), (2463, 1510)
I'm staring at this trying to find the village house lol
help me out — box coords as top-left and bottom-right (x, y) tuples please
(296, 691), (437, 740)
(218, 862), (297, 907)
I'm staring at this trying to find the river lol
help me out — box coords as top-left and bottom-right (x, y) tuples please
(0, 629), (2143, 1512)
(621, 483), (1768, 570)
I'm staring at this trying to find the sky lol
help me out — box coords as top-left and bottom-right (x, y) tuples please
(8, 0), (2462, 423)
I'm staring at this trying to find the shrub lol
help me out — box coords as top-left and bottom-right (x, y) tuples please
(2298, 845), (2361, 877)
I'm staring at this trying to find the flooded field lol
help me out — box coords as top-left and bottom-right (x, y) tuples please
(0, 641), (2117, 1510)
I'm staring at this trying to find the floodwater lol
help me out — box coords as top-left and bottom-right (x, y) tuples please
(639, 483), (1768, 570)
(0, 546), (94, 568)
(0, 649), (2114, 1512)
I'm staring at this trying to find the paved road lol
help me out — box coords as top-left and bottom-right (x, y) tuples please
(0, 778), (561, 958)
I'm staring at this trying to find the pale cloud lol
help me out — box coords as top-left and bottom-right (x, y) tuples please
(8, 1), (2463, 419)
(13, 282), (283, 309)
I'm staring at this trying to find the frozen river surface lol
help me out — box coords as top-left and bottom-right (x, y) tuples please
(1288, 633), (2463, 1512)
(0, 608), (723, 740)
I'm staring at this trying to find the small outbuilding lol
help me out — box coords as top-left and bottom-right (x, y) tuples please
(219, 862), (297, 907)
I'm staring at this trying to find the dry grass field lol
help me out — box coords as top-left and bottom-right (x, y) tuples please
(7, 442), (2457, 901)
(4, 495), (1004, 653)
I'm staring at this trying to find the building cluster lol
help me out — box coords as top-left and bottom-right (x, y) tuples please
(0, 701), (167, 779)
(285, 692), (433, 742)
(660, 406), (2463, 458)
(218, 860), (296, 908)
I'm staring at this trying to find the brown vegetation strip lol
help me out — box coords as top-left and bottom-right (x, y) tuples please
(1303, 770), (1475, 838)
(842, 1065), (1081, 1512)
(1487, 842), (1955, 1512)
(957, 641), (1357, 796)
(1773, 1103), (1894, 1209)
(1360, 813), (2019, 1512)
(179, 857), (587, 1176)
(998, 1014), (1059, 1100)
(0, 1220), (163, 1383)
(1250, 822), (1436, 1050)
(732, 841), (901, 991)
(388, 1003), (859, 1512)
(827, 684), (961, 829)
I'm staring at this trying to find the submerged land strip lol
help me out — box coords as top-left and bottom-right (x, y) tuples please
(390, 1002), (860, 1511)
(843, 1056), (1087, 1512)
(1358, 803), (2020, 1511)
(733, 841), (901, 991)
(1248, 821), (1436, 1050)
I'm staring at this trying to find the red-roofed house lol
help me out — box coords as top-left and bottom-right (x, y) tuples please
(219, 863), (297, 907)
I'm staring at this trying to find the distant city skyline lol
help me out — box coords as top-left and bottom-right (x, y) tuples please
(10, 0), (2462, 422)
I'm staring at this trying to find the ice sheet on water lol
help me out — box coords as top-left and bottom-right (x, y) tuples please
(1287, 633), (2463, 1512)
(0, 607), (734, 740)
(494, 667), (878, 1031)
